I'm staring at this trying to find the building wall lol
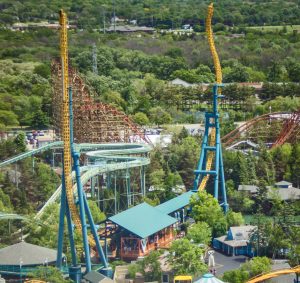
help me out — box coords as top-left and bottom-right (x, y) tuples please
(213, 239), (254, 257)
(120, 227), (174, 261)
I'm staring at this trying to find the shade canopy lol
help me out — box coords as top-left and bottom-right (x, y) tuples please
(0, 241), (58, 266)
(194, 273), (225, 283)
(109, 202), (177, 239)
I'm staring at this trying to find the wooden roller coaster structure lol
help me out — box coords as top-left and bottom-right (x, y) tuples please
(51, 60), (150, 145)
(222, 111), (300, 148)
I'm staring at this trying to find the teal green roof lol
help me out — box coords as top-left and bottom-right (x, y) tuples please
(155, 191), (195, 214)
(108, 203), (177, 239)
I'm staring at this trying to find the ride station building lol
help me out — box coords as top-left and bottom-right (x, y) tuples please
(107, 203), (178, 260)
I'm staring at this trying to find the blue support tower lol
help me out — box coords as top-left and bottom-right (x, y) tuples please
(56, 87), (112, 280)
(193, 84), (229, 212)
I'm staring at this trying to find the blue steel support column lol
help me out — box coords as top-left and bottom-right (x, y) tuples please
(91, 177), (95, 198)
(69, 87), (74, 153)
(193, 118), (209, 191)
(114, 174), (117, 214)
(126, 168), (131, 207)
(219, 144), (228, 212)
(66, 199), (77, 266)
(83, 194), (109, 268)
(69, 86), (92, 273)
(193, 83), (228, 212)
(73, 152), (91, 272)
(67, 86), (79, 266)
(107, 173), (111, 189)
(56, 175), (66, 269)
(141, 166), (145, 197)
(213, 85), (220, 199)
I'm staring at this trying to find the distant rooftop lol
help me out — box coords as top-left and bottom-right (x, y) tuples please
(105, 25), (155, 33)
(108, 203), (177, 239)
(275, 180), (292, 186)
(230, 225), (256, 241)
(156, 190), (195, 214)
(83, 271), (114, 283)
(268, 187), (300, 201)
(0, 241), (58, 266)
(238, 185), (258, 193)
(215, 225), (256, 248)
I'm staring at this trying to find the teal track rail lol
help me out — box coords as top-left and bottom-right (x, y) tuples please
(0, 141), (63, 168)
(36, 143), (151, 218)
(0, 142), (151, 218)
(0, 213), (28, 221)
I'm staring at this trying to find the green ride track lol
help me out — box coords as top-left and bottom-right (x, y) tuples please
(0, 142), (152, 219)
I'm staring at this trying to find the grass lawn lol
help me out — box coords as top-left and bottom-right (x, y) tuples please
(244, 214), (300, 224)
(247, 25), (300, 32)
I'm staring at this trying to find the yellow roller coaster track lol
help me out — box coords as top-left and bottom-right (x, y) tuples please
(59, 9), (82, 231)
(59, 10), (95, 247)
(198, 3), (220, 191)
(247, 265), (300, 283)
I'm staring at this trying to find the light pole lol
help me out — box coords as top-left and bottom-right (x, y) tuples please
(44, 258), (48, 278)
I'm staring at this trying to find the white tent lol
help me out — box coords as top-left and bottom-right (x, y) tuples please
(194, 273), (225, 283)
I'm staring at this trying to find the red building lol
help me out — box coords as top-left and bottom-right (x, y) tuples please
(107, 203), (177, 260)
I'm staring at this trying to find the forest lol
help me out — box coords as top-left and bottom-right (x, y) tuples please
(1, 0), (300, 28)
(0, 26), (300, 130)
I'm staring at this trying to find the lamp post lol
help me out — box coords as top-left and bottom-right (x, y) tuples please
(44, 258), (48, 278)
(63, 256), (68, 269)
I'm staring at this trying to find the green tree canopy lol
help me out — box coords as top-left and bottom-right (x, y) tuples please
(190, 191), (227, 237)
(132, 112), (149, 125)
(187, 222), (212, 245)
(168, 238), (207, 276)
(149, 106), (172, 125)
(226, 210), (245, 227)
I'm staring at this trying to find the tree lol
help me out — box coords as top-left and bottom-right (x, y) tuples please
(286, 62), (300, 82)
(242, 257), (271, 278)
(222, 257), (271, 283)
(132, 112), (149, 125)
(33, 63), (50, 79)
(149, 106), (172, 125)
(190, 191), (227, 237)
(226, 210), (245, 227)
(14, 132), (27, 153)
(30, 109), (49, 129)
(168, 238), (207, 276)
(149, 169), (165, 190)
(290, 144), (300, 188)
(127, 263), (140, 279)
(165, 47), (183, 58)
(0, 189), (13, 212)
(222, 269), (249, 283)
(224, 64), (250, 83)
(0, 110), (19, 127)
(187, 222), (212, 245)
(227, 187), (254, 213)
(28, 266), (72, 283)
(138, 251), (162, 281)
(87, 200), (106, 223)
(26, 203), (60, 249)
(267, 61), (288, 82)
(288, 226), (300, 266)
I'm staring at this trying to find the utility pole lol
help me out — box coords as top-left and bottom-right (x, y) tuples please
(113, 0), (116, 32)
(92, 43), (98, 75)
(103, 8), (106, 34)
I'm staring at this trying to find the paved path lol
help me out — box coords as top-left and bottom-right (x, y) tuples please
(211, 250), (248, 276)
